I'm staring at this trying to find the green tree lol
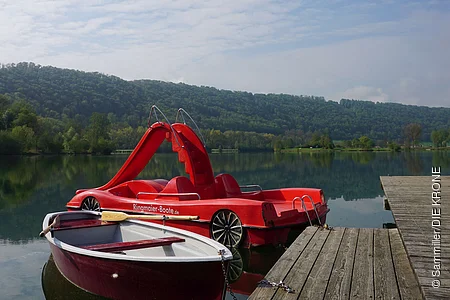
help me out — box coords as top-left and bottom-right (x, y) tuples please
(63, 127), (89, 154)
(351, 138), (360, 148)
(320, 134), (334, 149)
(0, 94), (9, 112)
(283, 138), (294, 149)
(359, 136), (374, 150)
(388, 141), (401, 152)
(35, 117), (64, 153)
(86, 113), (114, 154)
(404, 123), (422, 148)
(431, 129), (449, 148)
(273, 139), (283, 152)
(11, 125), (35, 152)
(0, 94), (11, 130)
(309, 132), (321, 147)
(10, 100), (38, 131)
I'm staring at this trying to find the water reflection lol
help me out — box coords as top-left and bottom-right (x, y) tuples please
(228, 246), (285, 296)
(41, 246), (285, 300)
(1, 151), (449, 299)
(1, 151), (449, 242)
(325, 196), (394, 228)
(42, 255), (107, 300)
(403, 152), (425, 175)
(0, 239), (48, 300)
(432, 151), (450, 169)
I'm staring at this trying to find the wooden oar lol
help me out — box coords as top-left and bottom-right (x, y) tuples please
(101, 211), (199, 222)
(39, 215), (60, 237)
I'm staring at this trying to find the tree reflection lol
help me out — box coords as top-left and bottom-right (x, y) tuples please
(0, 151), (448, 241)
(404, 152), (424, 175)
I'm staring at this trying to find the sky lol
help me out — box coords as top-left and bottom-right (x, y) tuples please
(1, 0), (450, 108)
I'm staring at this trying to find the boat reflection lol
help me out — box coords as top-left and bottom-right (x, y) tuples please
(42, 255), (108, 300)
(227, 246), (286, 297)
(42, 244), (286, 300)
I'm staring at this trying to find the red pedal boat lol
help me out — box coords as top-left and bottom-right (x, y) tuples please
(67, 107), (329, 248)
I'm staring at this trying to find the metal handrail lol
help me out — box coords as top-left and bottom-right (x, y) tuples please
(292, 195), (322, 226)
(147, 105), (182, 149)
(136, 191), (201, 200)
(239, 184), (263, 192)
(175, 108), (207, 147)
(292, 197), (300, 210)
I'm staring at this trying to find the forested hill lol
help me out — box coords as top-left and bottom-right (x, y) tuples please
(0, 62), (449, 141)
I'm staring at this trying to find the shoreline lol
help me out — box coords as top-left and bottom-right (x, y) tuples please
(1, 147), (449, 156)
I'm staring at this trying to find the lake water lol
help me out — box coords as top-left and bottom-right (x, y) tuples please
(0, 151), (449, 299)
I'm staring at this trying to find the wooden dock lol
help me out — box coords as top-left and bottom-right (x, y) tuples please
(381, 176), (449, 299)
(249, 226), (421, 300)
(249, 175), (449, 299)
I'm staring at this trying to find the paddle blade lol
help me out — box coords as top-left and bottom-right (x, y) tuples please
(101, 211), (129, 222)
(39, 215), (60, 237)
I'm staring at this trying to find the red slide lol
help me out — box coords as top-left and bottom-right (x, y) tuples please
(96, 122), (171, 190)
(172, 123), (214, 187)
(95, 122), (214, 191)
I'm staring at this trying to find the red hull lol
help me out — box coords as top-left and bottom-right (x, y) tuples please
(50, 244), (227, 300)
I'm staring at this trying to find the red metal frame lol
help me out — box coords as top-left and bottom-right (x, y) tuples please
(67, 121), (329, 247)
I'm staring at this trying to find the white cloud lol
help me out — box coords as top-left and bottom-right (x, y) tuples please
(338, 86), (390, 103)
(0, 0), (449, 107)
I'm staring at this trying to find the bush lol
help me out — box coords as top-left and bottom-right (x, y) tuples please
(388, 142), (401, 152)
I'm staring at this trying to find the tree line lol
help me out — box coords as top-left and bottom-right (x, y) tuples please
(2, 92), (448, 155)
(1, 62), (450, 154)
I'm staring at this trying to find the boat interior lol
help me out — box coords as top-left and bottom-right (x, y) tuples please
(50, 213), (222, 259)
(109, 173), (264, 201)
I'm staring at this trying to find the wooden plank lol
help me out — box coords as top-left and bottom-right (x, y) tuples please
(249, 226), (318, 300)
(299, 227), (345, 300)
(418, 277), (450, 300)
(350, 228), (374, 300)
(324, 228), (359, 300)
(374, 229), (400, 299)
(389, 209), (428, 214)
(389, 229), (423, 300)
(272, 228), (330, 300)
(381, 176), (450, 300)
(408, 255), (450, 265)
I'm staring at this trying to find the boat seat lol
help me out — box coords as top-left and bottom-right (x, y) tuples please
(140, 179), (169, 192)
(52, 219), (117, 232)
(215, 173), (241, 198)
(127, 180), (160, 196)
(152, 179), (169, 190)
(82, 237), (185, 252)
(159, 176), (200, 200)
(215, 173), (264, 200)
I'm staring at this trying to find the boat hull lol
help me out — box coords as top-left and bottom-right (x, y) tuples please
(50, 243), (227, 300)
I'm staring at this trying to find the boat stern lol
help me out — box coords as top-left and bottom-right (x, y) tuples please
(260, 188), (328, 228)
